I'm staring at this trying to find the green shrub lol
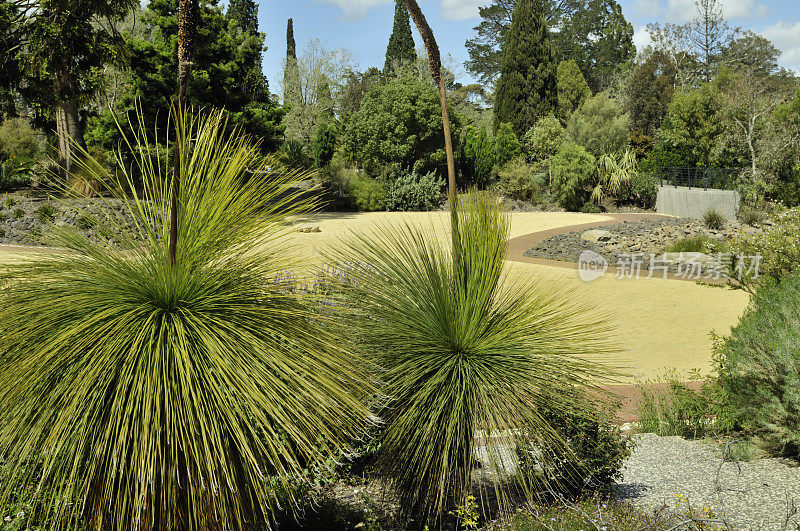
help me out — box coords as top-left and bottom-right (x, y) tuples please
(35, 203), (57, 224)
(566, 92), (630, 158)
(730, 206), (800, 284)
(0, 118), (41, 160)
(347, 172), (386, 211)
(703, 209), (726, 230)
(332, 191), (616, 520)
(580, 201), (602, 213)
(459, 126), (494, 188)
(386, 170), (443, 211)
(3, 197), (17, 208)
(516, 391), (632, 496)
(0, 109), (371, 530)
(551, 142), (595, 211)
(636, 371), (713, 438)
(620, 172), (658, 209)
(713, 269), (800, 456)
(667, 235), (728, 254)
(0, 156), (34, 190)
(12, 207), (23, 219)
(738, 205), (766, 226)
(281, 139), (312, 169)
(312, 121), (337, 168)
(522, 114), (568, 163)
(494, 122), (522, 167)
(495, 157), (540, 202)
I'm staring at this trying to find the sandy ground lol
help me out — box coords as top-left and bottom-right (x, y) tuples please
(0, 211), (750, 382)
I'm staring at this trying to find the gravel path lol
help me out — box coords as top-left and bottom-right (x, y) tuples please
(615, 433), (800, 529)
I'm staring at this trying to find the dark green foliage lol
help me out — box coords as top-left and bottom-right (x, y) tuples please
(343, 75), (457, 177)
(312, 121), (338, 168)
(460, 126), (495, 188)
(34, 203), (56, 224)
(714, 269), (800, 457)
(86, 0), (284, 160)
(556, 59), (591, 122)
(703, 209), (726, 230)
(494, 122), (522, 166)
(619, 171), (658, 208)
(580, 201), (602, 213)
(384, 0), (416, 75)
(286, 17), (296, 59)
(516, 391), (632, 495)
(626, 50), (677, 137)
(281, 140), (312, 169)
(636, 374), (714, 439)
(227, 0), (258, 35)
(659, 83), (725, 167)
(12, 208), (23, 219)
(386, 170), (444, 211)
(730, 207), (800, 285)
(551, 142), (595, 210)
(494, 0), (557, 138)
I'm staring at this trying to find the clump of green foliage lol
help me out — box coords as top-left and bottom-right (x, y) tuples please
(703, 209), (726, 230)
(3, 197), (17, 208)
(713, 268), (800, 457)
(551, 142), (595, 211)
(494, 122), (523, 167)
(738, 205), (766, 226)
(12, 208), (23, 219)
(667, 235), (728, 254)
(460, 126), (495, 188)
(386, 170), (443, 211)
(619, 172), (658, 209)
(494, 157), (541, 202)
(0, 109), (372, 530)
(523, 114), (568, 163)
(636, 371), (714, 438)
(347, 171), (387, 211)
(34, 203), (57, 223)
(731, 206), (800, 284)
(332, 191), (617, 522)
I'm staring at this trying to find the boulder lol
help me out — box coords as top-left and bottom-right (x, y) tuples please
(580, 229), (614, 243)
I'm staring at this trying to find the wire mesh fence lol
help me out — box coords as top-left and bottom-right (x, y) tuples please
(655, 167), (742, 190)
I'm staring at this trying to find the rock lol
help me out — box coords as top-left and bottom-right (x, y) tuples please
(661, 252), (714, 264)
(581, 229), (615, 243)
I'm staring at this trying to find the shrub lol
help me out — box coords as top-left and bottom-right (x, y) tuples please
(494, 157), (540, 202)
(566, 92), (630, 158)
(0, 156), (34, 191)
(738, 205), (766, 226)
(494, 122), (522, 167)
(3, 197), (17, 208)
(347, 172), (386, 211)
(459, 126), (494, 188)
(702, 209), (726, 230)
(0, 118), (40, 160)
(12, 207), (23, 219)
(35, 203), (57, 224)
(0, 109), (371, 530)
(713, 269), (800, 457)
(312, 120), (337, 168)
(281, 139), (312, 169)
(619, 171), (658, 208)
(332, 191), (616, 520)
(667, 235), (728, 254)
(551, 142), (595, 211)
(730, 206), (800, 284)
(580, 201), (602, 213)
(386, 170), (443, 211)
(636, 371), (714, 438)
(522, 114), (568, 163)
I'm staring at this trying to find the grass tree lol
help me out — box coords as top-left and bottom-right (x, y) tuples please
(332, 191), (617, 522)
(0, 109), (372, 530)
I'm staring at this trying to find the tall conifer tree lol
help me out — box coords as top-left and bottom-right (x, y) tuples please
(384, 0), (416, 75)
(283, 18), (301, 106)
(494, 0), (557, 136)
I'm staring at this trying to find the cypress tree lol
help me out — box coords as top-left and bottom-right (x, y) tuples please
(493, 0), (557, 138)
(283, 18), (301, 106)
(227, 0), (258, 36)
(384, 0), (416, 75)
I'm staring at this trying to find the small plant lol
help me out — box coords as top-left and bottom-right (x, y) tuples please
(449, 495), (479, 530)
(738, 205), (765, 226)
(494, 157), (541, 203)
(580, 201), (602, 213)
(635, 370), (714, 438)
(35, 203), (57, 223)
(347, 172), (386, 212)
(667, 235), (728, 255)
(3, 197), (17, 208)
(0, 212), (6, 221)
(702, 208), (726, 230)
(12, 208), (23, 219)
(76, 215), (95, 230)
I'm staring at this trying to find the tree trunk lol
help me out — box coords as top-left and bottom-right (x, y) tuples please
(400, 0), (459, 262)
(53, 75), (85, 180)
(169, 0), (198, 267)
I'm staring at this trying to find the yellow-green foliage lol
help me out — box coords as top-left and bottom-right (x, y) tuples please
(731, 206), (800, 284)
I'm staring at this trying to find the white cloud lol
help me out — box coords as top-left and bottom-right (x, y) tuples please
(316, 0), (390, 20)
(663, 0), (761, 23)
(633, 25), (653, 52)
(761, 20), (800, 70)
(632, 0), (663, 18)
(440, 0), (483, 20)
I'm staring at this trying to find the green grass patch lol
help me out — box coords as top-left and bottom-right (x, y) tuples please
(667, 235), (728, 254)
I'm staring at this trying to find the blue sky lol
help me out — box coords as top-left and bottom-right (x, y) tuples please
(250, 0), (800, 88)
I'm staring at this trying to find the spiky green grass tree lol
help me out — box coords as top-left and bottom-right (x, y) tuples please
(332, 191), (617, 521)
(0, 109), (372, 530)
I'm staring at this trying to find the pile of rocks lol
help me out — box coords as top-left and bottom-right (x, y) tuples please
(0, 194), (136, 247)
(524, 217), (760, 271)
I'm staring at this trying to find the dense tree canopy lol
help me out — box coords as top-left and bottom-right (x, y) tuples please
(384, 0), (416, 75)
(556, 59), (591, 122)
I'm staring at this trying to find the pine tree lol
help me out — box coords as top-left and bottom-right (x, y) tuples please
(227, 0), (258, 36)
(283, 18), (301, 106)
(384, 0), (416, 75)
(494, 0), (556, 137)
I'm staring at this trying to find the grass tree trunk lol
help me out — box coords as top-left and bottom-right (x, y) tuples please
(399, 0), (459, 259)
(170, 0), (197, 267)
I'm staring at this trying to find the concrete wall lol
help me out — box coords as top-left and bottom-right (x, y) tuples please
(656, 186), (740, 220)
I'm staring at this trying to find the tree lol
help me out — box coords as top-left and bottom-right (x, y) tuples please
(566, 92), (630, 157)
(523, 113), (568, 163)
(660, 82), (725, 166)
(283, 18), (301, 107)
(8, 0), (135, 177)
(460, 126), (494, 188)
(311, 120), (336, 167)
(494, 122), (522, 166)
(624, 49), (677, 136)
(226, 0), (257, 35)
(551, 141), (595, 210)
(494, 0), (557, 138)
(689, 0), (736, 81)
(720, 31), (781, 76)
(464, 0), (515, 87)
(556, 59), (590, 122)
(384, 0), (416, 75)
(343, 74), (456, 177)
